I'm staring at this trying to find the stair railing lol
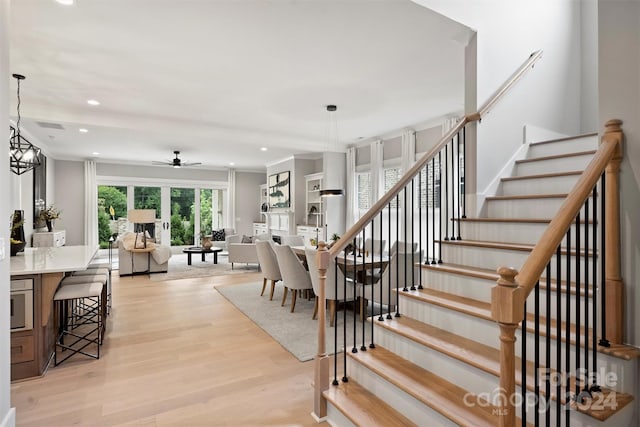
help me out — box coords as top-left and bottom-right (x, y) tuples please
(312, 49), (543, 421)
(492, 119), (625, 427)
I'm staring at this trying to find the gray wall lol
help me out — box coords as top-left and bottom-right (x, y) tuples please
(54, 160), (85, 245)
(235, 171), (266, 236)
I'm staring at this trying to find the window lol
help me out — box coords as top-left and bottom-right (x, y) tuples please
(383, 167), (402, 208)
(356, 172), (371, 210)
(97, 185), (127, 249)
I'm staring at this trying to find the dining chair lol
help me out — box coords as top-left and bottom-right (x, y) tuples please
(280, 235), (304, 247)
(363, 238), (387, 256)
(255, 240), (281, 300)
(305, 248), (355, 326)
(273, 245), (313, 313)
(359, 250), (421, 317)
(389, 240), (418, 255)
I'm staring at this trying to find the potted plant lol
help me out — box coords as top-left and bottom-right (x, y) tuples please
(39, 205), (61, 232)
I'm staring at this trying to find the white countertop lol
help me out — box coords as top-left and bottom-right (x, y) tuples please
(10, 245), (98, 276)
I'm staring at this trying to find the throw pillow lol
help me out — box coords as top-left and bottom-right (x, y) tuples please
(212, 229), (225, 241)
(241, 235), (254, 243)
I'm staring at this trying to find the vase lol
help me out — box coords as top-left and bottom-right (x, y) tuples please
(10, 210), (27, 256)
(46, 220), (53, 232)
(201, 236), (213, 250)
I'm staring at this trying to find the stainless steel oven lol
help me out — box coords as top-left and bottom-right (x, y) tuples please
(10, 278), (34, 331)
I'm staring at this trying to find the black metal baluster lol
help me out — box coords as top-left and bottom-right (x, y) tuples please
(444, 143), (449, 241)
(565, 230), (571, 425)
(462, 126), (466, 218)
(352, 232), (359, 355)
(575, 213), (582, 401)
(438, 151), (443, 263)
(403, 186), (409, 292)
(418, 167), (424, 288)
(344, 246), (352, 383)
(545, 263), (552, 426)
(599, 174), (609, 347)
(388, 198), (395, 320)
(395, 194), (401, 318)
(534, 280), (540, 425)
(522, 300), (527, 425)
(455, 132), (461, 241)
(411, 178), (416, 291)
(431, 158), (436, 265)
(555, 245), (562, 425)
(591, 186), (600, 392)
(450, 138), (455, 240)
(333, 255), (341, 386)
(362, 222), (372, 352)
(583, 201), (591, 398)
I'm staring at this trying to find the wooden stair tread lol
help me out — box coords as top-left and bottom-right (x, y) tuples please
(347, 346), (520, 427)
(528, 132), (597, 146)
(421, 262), (593, 297)
(501, 170), (583, 182)
(515, 150), (597, 164)
(437, 239), (595, 257)
(372, 316), (633, 420)
(323, 379), (417, 427)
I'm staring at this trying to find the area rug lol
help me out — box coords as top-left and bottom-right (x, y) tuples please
(149, 253), (259, 281)
(216, 281), (372, 362)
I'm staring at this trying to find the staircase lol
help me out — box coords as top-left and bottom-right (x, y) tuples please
(320, 132), (639, 426)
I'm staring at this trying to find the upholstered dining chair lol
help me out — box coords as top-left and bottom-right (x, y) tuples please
(305, 247), (355, 326)
(360, 250), (421, 318)
(389, 240), (418, 256)
(363, 238), (387, 256)
(273, 245), (313, 313)
(280, 235), (304, 247)
(255, 240), (281, 300)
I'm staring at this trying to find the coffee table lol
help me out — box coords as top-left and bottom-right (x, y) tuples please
(183, 246), (223, 265)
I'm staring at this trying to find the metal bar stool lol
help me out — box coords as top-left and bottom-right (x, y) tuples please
(61, 273), (108, 342)
(54, 282), (104, 366)
(74, 265), (112, 314)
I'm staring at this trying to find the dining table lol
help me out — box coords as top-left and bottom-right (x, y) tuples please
(290, 245), (389, 275)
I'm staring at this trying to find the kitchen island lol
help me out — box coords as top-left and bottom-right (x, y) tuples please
(10, 245), (97, 381)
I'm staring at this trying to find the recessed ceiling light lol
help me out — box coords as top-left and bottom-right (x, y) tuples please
(87, 99), (100, 106)
(79, 128), (88, 133)
(229, 162), (235, 166)
(55, 0), (74, 5)
(260, 147), (267, 152)
(92, 152), (100, 156)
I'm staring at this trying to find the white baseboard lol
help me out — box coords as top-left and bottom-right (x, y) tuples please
(0, 408), (15, 427)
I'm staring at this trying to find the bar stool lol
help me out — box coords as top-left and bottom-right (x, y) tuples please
(61, 273), (108, 342)
(54, 281), (104, 366)
(74, 266), (112, 314)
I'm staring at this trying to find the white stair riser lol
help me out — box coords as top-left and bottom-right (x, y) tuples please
(440, 244), (595, 280)
(326, 405), (356, 427)
(500, 174), (581, 196)
(418, 270), (592, 315)
(457, 221), (591, 246)
(527, 137), (598, 158)
(515, 154), (594, 176)
(346, 359), (458, 426)
(486, 197), (590, 218)
(395, 298), (632, 388)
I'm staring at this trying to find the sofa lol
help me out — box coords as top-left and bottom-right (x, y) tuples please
(225, 233), (270, 269)
(118, 232), (172, 276)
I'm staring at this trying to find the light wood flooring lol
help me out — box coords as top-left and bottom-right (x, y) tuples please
(11, 271), (330, 426)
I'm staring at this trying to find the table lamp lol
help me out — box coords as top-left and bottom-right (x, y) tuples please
(128, 209), (156, 249)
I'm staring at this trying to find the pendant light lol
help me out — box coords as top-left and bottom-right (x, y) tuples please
(319, 104), (344, 197)
(10, 73), (42, 175)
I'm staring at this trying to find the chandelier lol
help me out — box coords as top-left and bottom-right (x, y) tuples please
(10, 74), (41, 175)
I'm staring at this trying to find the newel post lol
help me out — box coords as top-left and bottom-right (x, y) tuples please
(312, 242), (330, 421)
(491, 267), (525, 427)
(602, 119), (625, 344)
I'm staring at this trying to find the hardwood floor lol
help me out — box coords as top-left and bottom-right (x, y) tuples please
(11, 272), (329, 426)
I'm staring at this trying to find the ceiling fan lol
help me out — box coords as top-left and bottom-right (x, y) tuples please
(152, 150), (202, 168)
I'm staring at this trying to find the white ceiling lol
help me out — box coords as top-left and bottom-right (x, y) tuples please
(9, 0), (471, 171)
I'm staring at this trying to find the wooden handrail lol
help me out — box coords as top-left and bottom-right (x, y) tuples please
(514, 119), (623, 299)
(327, 50), (543, 259)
